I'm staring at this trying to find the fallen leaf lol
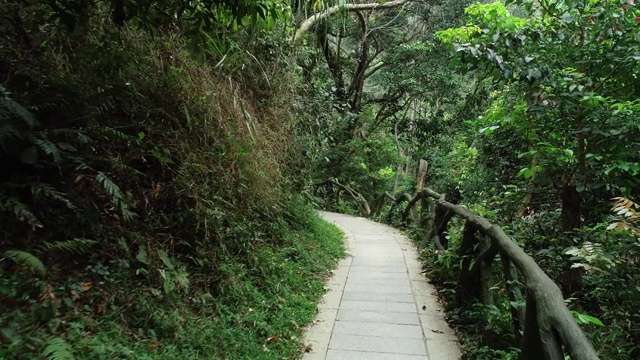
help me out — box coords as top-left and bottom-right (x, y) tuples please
(305, 344), (314, 353)
(39, 285), (56, 301)
(147, 339), (160, 350)
(81, 282), (92, 291)
(150, 288), (162, 296)
(147, 184), (161, 198)
(267, 336), (279, 344)
(96, 302), (106, 314)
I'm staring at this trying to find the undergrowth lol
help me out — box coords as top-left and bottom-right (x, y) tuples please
(0, 3), (343, 360)
(1, 207), (345, 359)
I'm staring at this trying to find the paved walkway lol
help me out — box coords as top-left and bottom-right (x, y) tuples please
(302, 211), (461, 360)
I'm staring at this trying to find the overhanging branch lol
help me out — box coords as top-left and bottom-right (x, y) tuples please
(293, 0), (410, 42)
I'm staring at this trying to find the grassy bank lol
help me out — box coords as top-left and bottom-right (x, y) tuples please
(1, 206), (344, 359)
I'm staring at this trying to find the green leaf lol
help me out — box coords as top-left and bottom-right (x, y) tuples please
(3, 250), (46, 276)
(157, 249), (174, 270)
(41, 239), (97, 255)
(479, 125), (500, 135)
(136, 247), (149, 265)
(518, 167), (533, 179)
(524, 2), (533, 12)
(43, 337), (75, 360)
(0, 327), (22, 344)
(573, 312), (604, 327)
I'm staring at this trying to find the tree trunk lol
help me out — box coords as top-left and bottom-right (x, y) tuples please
(348, 11), (368, 113)
(316, 27), (346, 104)
(561, 185), (581, 231)
(415, 159), (428, 207)
(561, 185), (583, 297)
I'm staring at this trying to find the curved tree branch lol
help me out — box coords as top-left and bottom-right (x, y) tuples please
(294, 0), (410, 42)
(315, 178), (371, 217)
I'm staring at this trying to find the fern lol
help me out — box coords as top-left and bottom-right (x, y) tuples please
(0, 86), (36, 128)
(0, 195), (42, 227)
(100, 127), (142, 146)
(30, 182), (77, 210)
(173, 266), (190, 292)
(41, 238), (97, 255)
(96, 172), (136, 221)
(34, 138), (62, 163)
(43, 337), (75, 360)
(608, 197), (640, 234)
(3, 250), (46, 277)
(73, 158), (93, 172)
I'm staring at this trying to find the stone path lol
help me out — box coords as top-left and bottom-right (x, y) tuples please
(302, 211), (461, 360)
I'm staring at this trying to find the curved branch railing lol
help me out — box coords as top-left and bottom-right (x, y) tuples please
(401, 188), (599, 360)
(314, 178), (371, 217)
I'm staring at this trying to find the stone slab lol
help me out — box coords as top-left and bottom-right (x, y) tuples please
(426, 338), (461, 360)
(345, 271), (409, 280)
(341, 291), (415, 303)
(345, 277), (411, 286)
(336, 309), (420, 325)
(343, 283), (413, 294)
(329, 334), (427, 355)
(331, 321), (424, 338)
(326, 349), (428, 360)
(339, 299), (417, 313)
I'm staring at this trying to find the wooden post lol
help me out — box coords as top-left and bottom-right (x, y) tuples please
(479, 234), (495, 345)
(456, 221), (482, 309)
(501, 253), (525, 346)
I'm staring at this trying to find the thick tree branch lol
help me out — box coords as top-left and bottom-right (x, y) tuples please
(347, 11), (369, 112)
(294, 0), (410, 42)
(364, 62), (387, 80)
(317, 27), (346, 102)
(315, 179), (371, 216)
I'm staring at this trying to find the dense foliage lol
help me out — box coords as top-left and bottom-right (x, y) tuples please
(0, 1), (346, 359)
(299, 0), (640, 358)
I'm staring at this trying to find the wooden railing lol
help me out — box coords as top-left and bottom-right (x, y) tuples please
(393, 188), (600, 360)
